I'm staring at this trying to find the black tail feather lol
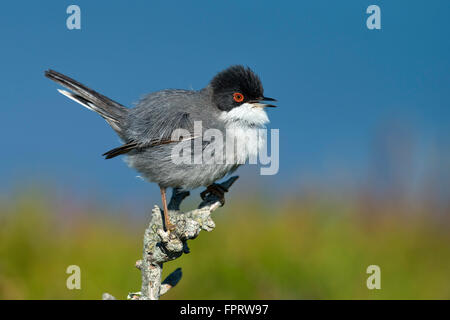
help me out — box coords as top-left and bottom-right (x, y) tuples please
(45, 69), (128, 131)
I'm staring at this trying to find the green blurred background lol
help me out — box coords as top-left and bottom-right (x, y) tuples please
(1, 188), (449, 300)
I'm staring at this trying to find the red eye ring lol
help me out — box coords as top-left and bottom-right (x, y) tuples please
(233, 92), (244, 103)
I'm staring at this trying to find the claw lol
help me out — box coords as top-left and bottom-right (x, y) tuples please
(166, 222), (176, 232)
(200, 183), (228, 206)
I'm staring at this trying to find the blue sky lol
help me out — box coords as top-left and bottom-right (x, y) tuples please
(1, 1), (449, 207)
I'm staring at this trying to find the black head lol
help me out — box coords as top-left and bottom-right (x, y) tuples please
(209, 65), (276, 112)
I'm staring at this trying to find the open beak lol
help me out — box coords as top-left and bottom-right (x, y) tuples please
(249, 96), (277, 108)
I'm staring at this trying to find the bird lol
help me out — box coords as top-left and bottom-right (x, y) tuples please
(45, 65), (277, 231)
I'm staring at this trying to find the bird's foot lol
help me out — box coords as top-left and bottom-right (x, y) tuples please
(200, 183), (229, 206)
(166, 221), (176, 232)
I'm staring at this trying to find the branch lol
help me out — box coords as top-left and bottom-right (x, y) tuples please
(102, 176), (239, 300)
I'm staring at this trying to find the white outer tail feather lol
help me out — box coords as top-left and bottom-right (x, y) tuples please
(57, 89), (122, 132)
(57, 89), (93, 111)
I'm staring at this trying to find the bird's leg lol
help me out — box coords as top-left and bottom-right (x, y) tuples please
(200, 183), (229, 206)
(160, 186), (176, 231)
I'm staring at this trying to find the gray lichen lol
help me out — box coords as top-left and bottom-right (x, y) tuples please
(103, 176), (239, 300)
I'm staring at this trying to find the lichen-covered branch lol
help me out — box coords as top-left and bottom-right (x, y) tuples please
(102, 176), (239, 300)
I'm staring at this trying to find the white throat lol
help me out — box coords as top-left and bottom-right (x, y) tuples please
(219, 103), (270, 127)
(219, 103), (269, 163)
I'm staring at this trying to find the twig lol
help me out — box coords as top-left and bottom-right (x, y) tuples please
(102, 176), (239, 300)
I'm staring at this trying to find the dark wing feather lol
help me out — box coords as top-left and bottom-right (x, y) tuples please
(102, 142), (139, 159)
(102, 139), (180, 159)
(103, 112), (195, 159)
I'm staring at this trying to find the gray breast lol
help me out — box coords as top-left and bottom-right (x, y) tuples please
(127, 147), (239, 189)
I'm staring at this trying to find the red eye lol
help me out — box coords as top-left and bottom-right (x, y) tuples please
(233, 92), (244, 103)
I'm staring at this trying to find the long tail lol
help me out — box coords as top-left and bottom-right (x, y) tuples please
(45, 69), (128, 133)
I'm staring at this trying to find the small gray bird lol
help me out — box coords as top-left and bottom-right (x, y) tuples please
(45, 65), (276, 231)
